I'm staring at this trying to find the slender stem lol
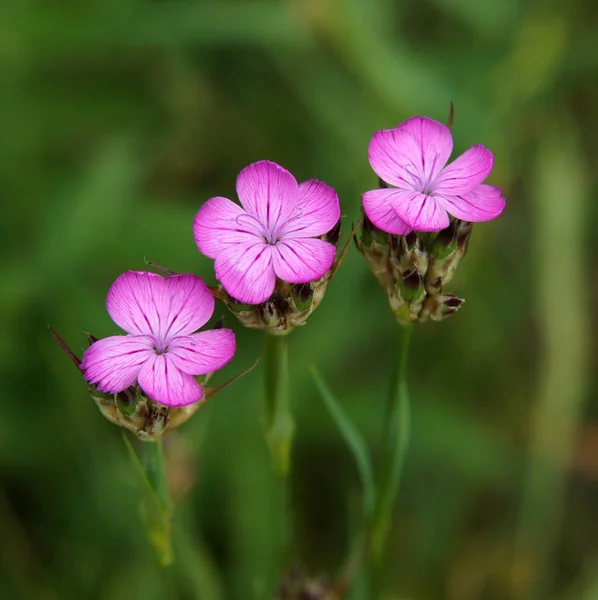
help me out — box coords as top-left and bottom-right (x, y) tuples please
(264, 333), (294, 477)
(142, 440), (169, 506)
(140, 440), (173, 566)
(370, 323), (413, 563)
(263, 333), (295, 571)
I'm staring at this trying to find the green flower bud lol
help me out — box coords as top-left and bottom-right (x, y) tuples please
(424, 219), (472, 295)
(357, 219), (429, 325)
(357, 212), (472, 325)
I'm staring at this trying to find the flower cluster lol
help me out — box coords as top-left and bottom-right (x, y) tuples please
(62, 114), (504, 432)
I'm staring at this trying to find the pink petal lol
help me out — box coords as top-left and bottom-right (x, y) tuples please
(194, 196), (262, 259)
(362, 188), (413, 235)
(214, 240), (275, 304)
(81, 335), (154, 394)
(158, 274), (216, 339)
(437, 184), (506, 222)
(168, 329), (236, 376)
(272, 238), (336, 284)
(106, 271), (167, 336)
(107, 272), (215, 340)
(369, 117), (453, 190)
(390, 189), (450, 232)
(137, 354), (204, 407)
(278, 179), (341, 239)
(433, 145), (493, 194)
(235, 160), (299, 235)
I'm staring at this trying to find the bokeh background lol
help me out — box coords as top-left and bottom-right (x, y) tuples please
(2, 0), (598, 598)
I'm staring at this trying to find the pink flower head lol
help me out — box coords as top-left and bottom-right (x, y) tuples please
(362, 116), (506, 234)
(80, 271), (236, 407)
(193, 160), (341, 305)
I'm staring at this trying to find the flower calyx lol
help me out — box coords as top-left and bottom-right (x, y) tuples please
(356, 216), (471, 324)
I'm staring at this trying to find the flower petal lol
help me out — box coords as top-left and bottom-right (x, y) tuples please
(433, 145), (493, 194)
(161, 274), (216, 339)
(106, 271), (215, 340)
(81, 335), (154, 394)
(362, 188), (413, 235)
(235, 160), (298, 235)
(437, 184), (506, 222)
(390, 189), (450, 232)
(369, 117), (453, 189)
(168, 330), (236, 376)
(193, 196), (262, 259)
(137, 354), (203, 407)
(214, 240), (275, 304)
(278, 179), (341, 239)
(106, 271), (167, 336)
(272, 238), (336, 284)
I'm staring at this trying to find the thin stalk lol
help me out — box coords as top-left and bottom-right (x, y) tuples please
(264, 333), (295, 572)
(138, 440), (173, 566)
(370, 323), (413, 563)
(142, 440), (169, 507)
(264, 333), (294, 478)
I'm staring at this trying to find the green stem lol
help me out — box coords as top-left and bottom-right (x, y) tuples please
(142, 440), (169, 505)
(264, 333), (294, 477)
(264, 333), (296, 572)
(140, 440), (173, 566)
(370, 323), (413, 563)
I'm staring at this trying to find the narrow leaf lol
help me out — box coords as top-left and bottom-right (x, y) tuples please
(122, 434), (173, 565)
(310, 366), (375, 518)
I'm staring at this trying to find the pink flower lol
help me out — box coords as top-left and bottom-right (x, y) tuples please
(80, 271), (236, 407)
(362, 116), (506, 234)
(193, 160), (341, 305)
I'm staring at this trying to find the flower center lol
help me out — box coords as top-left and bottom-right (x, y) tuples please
(268, 206), (304, 243)
(152, 338), (169, 354)
(235, 207), (304, 245)
(402, 153), (442, 195)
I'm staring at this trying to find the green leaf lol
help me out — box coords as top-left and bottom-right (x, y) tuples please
(310, 366), (375, 518)
(122, 434), (173, 566)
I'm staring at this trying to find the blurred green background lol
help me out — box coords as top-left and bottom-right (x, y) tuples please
(2, 0), (598, 598)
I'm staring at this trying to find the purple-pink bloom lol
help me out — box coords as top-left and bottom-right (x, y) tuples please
(80, 271), (236, 407)
(362, 116), (506, 234)
(193, 160), (341, 305)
